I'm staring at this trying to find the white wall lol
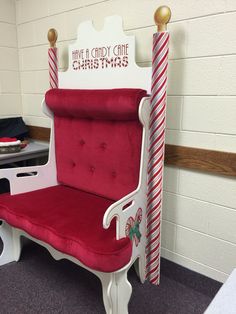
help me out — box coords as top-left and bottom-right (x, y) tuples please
(13, 0), (236, 282)
(162, 167), (236, 283)
(0, 0), (21, 117)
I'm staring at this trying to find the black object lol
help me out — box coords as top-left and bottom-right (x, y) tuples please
(0, 117), (28, 141)
(0, 178), (10, 193)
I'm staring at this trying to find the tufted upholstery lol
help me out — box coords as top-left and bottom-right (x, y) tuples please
(46, 88), (147, 200)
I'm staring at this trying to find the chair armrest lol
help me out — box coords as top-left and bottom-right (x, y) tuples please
(103, 186), (147, 239)
(103, 189), (138, 228)
(0, 162), (58, 195)
(0, 102), (58, 195)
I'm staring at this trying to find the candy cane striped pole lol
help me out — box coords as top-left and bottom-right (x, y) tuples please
(47, 28), (58, 89)
(146, 6), (171, 285)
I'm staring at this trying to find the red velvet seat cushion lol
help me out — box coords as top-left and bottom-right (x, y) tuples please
(0, 185), (132, 272)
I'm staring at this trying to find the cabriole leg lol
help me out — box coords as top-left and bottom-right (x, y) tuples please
(0, 221), (21, 266)
(99, 268), (132, 314)
(100, 273), (114, 314)
(134, 255), (146, 284)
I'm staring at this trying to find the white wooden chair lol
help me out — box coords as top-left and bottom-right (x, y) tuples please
(0, 16), (152, 314)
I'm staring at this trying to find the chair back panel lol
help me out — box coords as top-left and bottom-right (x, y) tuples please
(46, 88), (146, 200)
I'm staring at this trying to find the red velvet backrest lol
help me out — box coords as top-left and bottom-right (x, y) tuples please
(45, 89), (147, 200)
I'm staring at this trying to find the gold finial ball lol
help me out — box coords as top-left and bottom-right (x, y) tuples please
(47, 28), (58, 47)
(154, 6), (171, 31)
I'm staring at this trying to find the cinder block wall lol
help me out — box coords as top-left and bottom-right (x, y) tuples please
(0, 0), (21, 117)
(13, 0), (236, 282)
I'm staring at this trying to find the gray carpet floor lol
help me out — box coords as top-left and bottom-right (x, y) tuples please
(0, 239), (221, 314)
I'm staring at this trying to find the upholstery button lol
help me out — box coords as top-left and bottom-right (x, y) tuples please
(100, 142), (107, 150)
(72, 161), (76, 167)
(80, 139), (85, 146)
(90, 166), (95, 173)
(112, 171), (117, 178)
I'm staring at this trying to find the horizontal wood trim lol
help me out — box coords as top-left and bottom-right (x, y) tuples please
(27, 125), (50, 142)
(165, 144), (236, 177)
(27, 125), (236, 177)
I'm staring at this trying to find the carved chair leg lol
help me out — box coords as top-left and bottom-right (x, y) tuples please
(115, 269), (132, 314)
(99, 268), (132, 314)
(100, 273), (114, 314)
(134, 255), (146, 284)
(0, 221), (21, 266)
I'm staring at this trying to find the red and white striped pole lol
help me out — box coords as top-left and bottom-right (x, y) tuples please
(146, 6), (171, 285)
(47, 28), (58, 89)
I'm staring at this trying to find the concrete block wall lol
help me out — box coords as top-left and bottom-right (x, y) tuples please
(8, 0), (236, 282)
(162, 167), (236, 282)
(0, 0), (21, 117)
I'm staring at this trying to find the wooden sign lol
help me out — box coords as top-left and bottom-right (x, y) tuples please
(59, 15), (152, 93)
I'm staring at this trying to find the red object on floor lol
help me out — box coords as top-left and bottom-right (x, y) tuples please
(0, 185), (132, 272)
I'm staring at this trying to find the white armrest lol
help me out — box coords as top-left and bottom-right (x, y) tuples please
(0, 162), (58, 195)
(103, 188), (143, 240)
(0, 99), (58, 195)
(103, 189), (139, 230)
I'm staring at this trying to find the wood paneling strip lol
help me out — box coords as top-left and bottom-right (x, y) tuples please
(27, 125), (50, 142)
(27, 125), (236, 177)
(165, 144), (236, 177)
